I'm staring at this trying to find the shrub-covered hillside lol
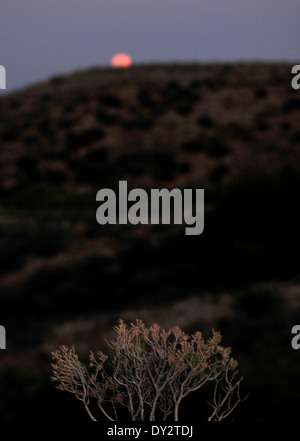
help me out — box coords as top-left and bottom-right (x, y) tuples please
(0, 63), (300, 421)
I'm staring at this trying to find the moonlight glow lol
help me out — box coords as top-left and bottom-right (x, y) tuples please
(111, 53), (132, 68)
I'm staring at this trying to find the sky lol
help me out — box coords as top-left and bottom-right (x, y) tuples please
(0, 0), (300, 92)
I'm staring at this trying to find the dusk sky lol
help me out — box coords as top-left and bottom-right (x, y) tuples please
(1, 0), (300, 92)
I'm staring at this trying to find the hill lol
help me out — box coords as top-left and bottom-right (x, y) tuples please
(0, 62), (300, 421)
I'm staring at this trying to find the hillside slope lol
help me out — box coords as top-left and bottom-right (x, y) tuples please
(1, 63), (300, 421)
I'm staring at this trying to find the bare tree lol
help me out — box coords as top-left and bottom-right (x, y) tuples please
(51, 319), (246, 421)
(207, 360), (248, 421)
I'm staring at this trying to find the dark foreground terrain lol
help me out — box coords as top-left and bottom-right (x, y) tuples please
(0, 62), (300, 421)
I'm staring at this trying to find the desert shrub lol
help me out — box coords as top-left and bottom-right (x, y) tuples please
(32, 225), (71, 257)
(177, 161), (191, 174)
(291, 130), (300, 143)
(62, 94), (90, 112)
(199, 77), (225, 90)
(37, 117), (53, 137)
(210, 164), (228, 183)
(283, 98), (300, 113)
(121, 113), (154, 130)
(175, 100), (194, 115)
(281, 121), (292, 132)
(160, 80), (199, 115)
(254, 88), (267, 99)
(73, 93), (89, 105)
(100, 93), (123, 108)
(254, 114), (270, 132)
(268, 67), (287, 85)
(66, 127), (105, 149)
(1, 184), (94, 223)
(41, 168), (67, 185)
(160, 80), (183, 105)
(137, 88), (167, 115)
(72, 148), (111, 184)
(23, 134), (39, 145)
(43, 149), (69, 161)
(51, 320), (245, 421)
(58, 119), (75, 129)
(18, 155), (67, 186)
(84, 147), (110, 162)
(17, 155), (39, 175)
(189, 79), (202, 89)
(1, 124), (21, 142)
(232, 283), (285, 320)
(210, 137), (229, 157)
(0, 225), (70, 274)
(39, 92), (52, 102)
(50, 75), (65, 85)
(115, 149), (179, 180)
(115, 152), (147, 176)
(137, 88), (157, 109)
(150, 150), (178, 180)
(0, 229), (28, 274)
(96, 108), (120, 125)
(197, 115), (214, 128)
(181, 138), (205, 153)
(10, 99), (21, 109)
(181, 135), (230, 157)
(225, 123), (254, 142)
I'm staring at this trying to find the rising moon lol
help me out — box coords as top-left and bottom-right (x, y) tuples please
(111, 53), (132, 68)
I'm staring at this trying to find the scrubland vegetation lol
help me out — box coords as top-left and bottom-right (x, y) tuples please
(0, 63), (300, 421)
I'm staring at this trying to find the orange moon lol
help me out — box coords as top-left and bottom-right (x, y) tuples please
(111, 53), (132, 68)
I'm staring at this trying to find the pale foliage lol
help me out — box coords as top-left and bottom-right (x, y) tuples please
(51, 319), (246, 421)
